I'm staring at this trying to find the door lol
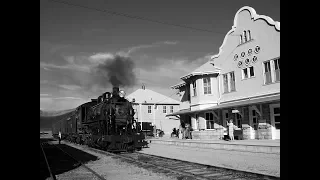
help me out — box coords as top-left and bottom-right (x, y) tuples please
(195, 114), (199, 130)
(234, 113), (242, 128)
(270, 104), (280, 139)
(249, 107), (259, 139)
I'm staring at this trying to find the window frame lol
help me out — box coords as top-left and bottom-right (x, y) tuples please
(203, 77), (212, 95)
(263, 57), (280, 85)
(170, 106), (173, 113)
(223, 74), (229, 93)
(192, 81), (197, 97)
(248, 30), (251, 41)
(274, 58), (280, 82)
(230, 71), (236, 92)
(148, 105), (152, 114)
(163, 106), (167, 114)
(242, 66), (255, 80)
(244, 31), (247, 42)
(223, 71), (236, 93)
(234, 113), (242, 128)
(205, 112), (215, 129)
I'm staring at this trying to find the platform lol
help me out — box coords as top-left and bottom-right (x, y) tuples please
(148, 137), (280, 154)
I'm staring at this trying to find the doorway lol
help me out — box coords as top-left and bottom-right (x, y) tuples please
(270, 104), (280, 139)
(249, 107), (259, 139)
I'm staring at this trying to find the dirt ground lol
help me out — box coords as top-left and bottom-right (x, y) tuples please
(59, 143), (177, 180)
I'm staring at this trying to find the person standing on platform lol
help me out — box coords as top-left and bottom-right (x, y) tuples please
(58, 131), (61, 144)
(179, 125), (183, 139)
(226, 119), (235, 141)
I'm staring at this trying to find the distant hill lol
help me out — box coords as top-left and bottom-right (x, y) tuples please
(40, 109), (75, 131)
(40, 109), (75, 117)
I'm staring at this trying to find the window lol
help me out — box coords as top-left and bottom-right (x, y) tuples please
(264, 58), (280, 84)
(240, 30), (252, 45)
(223, 110), (229, 127)
(249, 66), (254, 77)
(235, 113), (242, 128)
(274, 58), (280, 82)
(244, 31), (247, 42)
(170, 106), (173, 113)
(203, 77), (212, 94)
(243, 68), (248, 79)
(251, 109), (259, 130)
(195, 114), (199, 129)
(192, 81), (197, 96)
(163, 106), (167, 114)
(230, 72), (236, 92)
(223, 74), (228, 93)
(264, 61), (272, 84)
(242, 66), (255, 79)
(205, 112), (214, 129)
(274, 107), (280, 129)
(223, 71), (236, 93)
(148, 106), (152, 114)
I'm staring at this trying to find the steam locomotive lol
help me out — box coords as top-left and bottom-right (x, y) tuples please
(52, 87), (148, 152)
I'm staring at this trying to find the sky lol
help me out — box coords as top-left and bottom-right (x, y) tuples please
(40, 0), (280, 111)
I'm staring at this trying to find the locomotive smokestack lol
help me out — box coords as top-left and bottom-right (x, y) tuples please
(112, 86), (120, 96)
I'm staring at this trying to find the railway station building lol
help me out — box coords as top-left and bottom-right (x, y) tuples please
(167, 6), (280, 140)
(126, 85), (181, 136)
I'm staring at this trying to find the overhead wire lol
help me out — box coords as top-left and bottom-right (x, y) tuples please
(48, 0), (240, 36)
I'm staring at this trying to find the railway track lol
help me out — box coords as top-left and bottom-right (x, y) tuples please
(40, 139), (106, 180)
(67, 141), (280, 180)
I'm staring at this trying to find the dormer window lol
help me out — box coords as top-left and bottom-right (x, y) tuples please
(192, 81), (197, 97)
(203, 77), (212, 94)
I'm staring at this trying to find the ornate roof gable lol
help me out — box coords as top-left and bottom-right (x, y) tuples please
(210, 6), (280, 62)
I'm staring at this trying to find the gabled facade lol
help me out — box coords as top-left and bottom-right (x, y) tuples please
(168, 6), (280, 140)
(126, 85), (181, 135)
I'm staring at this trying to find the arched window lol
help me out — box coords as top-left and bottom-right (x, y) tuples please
(240, 35), (243, 44)
(244, 31), (247, 42)
(248, 30), (251, 40)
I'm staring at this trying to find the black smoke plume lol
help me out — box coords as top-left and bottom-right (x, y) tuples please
(95, 55), (137, 88)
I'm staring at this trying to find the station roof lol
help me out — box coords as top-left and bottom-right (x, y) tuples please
(126, 88), (180, 104)
(180, 61), (221, 80)
(166, 92), (280, 116)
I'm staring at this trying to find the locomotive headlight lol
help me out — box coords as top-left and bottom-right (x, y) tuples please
(119, 90), (126, 98)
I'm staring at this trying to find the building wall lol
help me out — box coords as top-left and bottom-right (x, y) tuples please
(190, 75), (219, 111)
(132, 103), (180, 135)
(171, 7), (280, 140)
(214, 8), (280, 103)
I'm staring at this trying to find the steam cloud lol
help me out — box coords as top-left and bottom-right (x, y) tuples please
(94, 55), (137, 88)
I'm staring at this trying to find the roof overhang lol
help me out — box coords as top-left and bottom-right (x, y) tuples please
(166, 92), (280, 117)
(171, 82), (186, 89)
(180, 71), (220, 80)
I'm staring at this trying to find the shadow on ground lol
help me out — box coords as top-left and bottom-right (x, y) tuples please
(40, 138), (98, 180)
